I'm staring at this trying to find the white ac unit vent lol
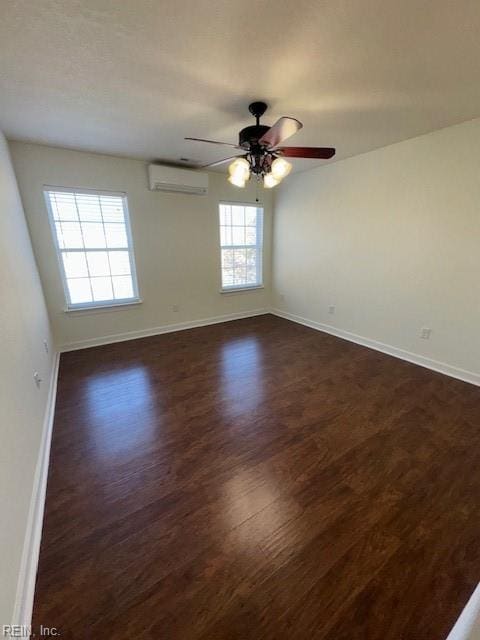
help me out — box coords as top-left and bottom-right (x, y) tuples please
(148, 165), (208, 195)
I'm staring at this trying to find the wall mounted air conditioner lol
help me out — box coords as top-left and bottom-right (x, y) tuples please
(148, 164), (208, 195)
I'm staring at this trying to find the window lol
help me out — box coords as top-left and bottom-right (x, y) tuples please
(44, 188), (139, 310)
(219, 203), (263, 291)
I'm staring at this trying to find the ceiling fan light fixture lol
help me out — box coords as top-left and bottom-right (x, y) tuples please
(271, 157), (292, 179)
(263, 173), (280, 189)
(228, 157), (250, 180)
(228, 173), (246, 188)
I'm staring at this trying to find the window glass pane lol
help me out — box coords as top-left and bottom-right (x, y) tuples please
(220, 226), (232, 247)
(86, 251), (110, 277)
(234, 265), (246, 284)
(233, 248), (247, 267)
(222, 269), (233, 287)
(82, 222), (106, 248)
(112, 275), (134, 299)
(55, 221), (83, 249)
(51, 194), (78, 221)
(246, 248), (257, 265)
(105, 223), (128, 248)
(222, 248), (234, 269)
(245, 227), (256, 245)
(91, 276), (113, 301)
(232, 226), (245, 245)
(67, 278), (92, 304)
(101, 198), (125, 223)
(108, 251), (131, 275)
(62, 252), (88, 278)
(231, 206), (244, 226)
(245, 207), (257, 226)
(219, 205), (231, 226)
(76, 195), (103, 222)
(246, 267), (258, 284)
(233, 249), (246, 285)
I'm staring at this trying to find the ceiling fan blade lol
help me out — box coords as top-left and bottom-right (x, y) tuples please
(258, 117), (303, 148)
(199, 154), (243, 169)
(185, 137), (241, 149)
(276, 146), (336, 159)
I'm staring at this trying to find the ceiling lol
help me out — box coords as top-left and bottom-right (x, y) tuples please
(2, 0), (480, 173)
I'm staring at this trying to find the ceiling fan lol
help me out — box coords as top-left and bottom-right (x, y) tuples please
(185, 101), (335, 189)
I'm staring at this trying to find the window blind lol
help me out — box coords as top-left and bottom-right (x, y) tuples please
(44, 188), (139, 309)
(219, 203), (263, 290)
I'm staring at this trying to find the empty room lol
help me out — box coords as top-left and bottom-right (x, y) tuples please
(2, 1), (480, 638)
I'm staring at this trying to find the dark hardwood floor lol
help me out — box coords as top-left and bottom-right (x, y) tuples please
(32, 314), (480, 639)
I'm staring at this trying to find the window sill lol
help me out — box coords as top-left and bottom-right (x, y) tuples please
(64, 299), (143, 314)
(220, 285), (264, 294)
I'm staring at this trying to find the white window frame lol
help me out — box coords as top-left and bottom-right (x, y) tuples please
(44, 186), (140, 311)
(218, 201), (264, 293)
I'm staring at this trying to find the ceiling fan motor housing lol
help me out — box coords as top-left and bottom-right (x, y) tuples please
(239, 124), (270, 149)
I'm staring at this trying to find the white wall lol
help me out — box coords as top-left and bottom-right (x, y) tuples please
(273, 118), (480, 380)
(9, 142), (273, 349)
(0, 132), (54, 623)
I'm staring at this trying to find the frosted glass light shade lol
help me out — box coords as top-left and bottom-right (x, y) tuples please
(228, 158), (250, 181)
(264, 174), (280, 188)
(228, 174), (246, 188)
(271, 157), (292, 179)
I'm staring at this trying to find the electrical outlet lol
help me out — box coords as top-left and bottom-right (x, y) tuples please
(420, 327), (432, 340)
(33, 371), (42, 388)
(279, 294), (285, 302)
(43, 339), (49, 354)
(172, 304), (179, 313)
(328, 305), (336, 315)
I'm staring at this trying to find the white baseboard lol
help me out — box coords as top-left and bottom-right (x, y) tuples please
(12, 351), (60, 629)
(59, 308), (269, 352)
(60, 307), (480, 387)
(271, 308), (480, 387)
